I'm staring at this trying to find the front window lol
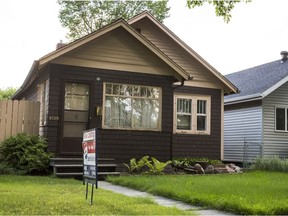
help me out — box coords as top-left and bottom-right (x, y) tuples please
(275, 107), (288, 132)
(174, 95), (210, 134)
(103, 83), (161, 130)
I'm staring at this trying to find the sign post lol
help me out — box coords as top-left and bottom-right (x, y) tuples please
(82, 128), (98, 204)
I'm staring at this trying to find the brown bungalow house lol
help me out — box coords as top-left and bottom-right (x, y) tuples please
(13, 12), (237, 172)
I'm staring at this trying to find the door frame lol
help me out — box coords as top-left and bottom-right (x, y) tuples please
(58, 79), (94, 156)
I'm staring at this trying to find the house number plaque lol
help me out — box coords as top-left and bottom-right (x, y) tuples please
(48, 116), (59, 121)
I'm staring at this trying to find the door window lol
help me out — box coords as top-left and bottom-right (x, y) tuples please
(63, 83), (90, 137)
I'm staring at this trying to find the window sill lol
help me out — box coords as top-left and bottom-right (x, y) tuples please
(174, 130), (210, 135)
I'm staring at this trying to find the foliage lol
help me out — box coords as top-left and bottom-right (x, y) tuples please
(58, 0), (170, 41)
(0, 87), (17, 100)
(253, 155), (288, 172)
(186, 0), (252, 23)
(0, 134), (53, 175)
(124, 156), (171, 174)
(145, 157), (171, 175)
(0, 175), (190, 215)
(172, 157), (222, 168)
(108, 171), (288, 215)
(124, 155), (150, 173)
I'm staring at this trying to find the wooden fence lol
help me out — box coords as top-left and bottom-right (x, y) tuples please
(0, 100), (40, 142)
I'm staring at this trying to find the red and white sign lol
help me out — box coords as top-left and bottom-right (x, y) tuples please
(83, 130), (96, 142)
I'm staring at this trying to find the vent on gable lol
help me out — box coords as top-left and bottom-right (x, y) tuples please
(280, 51), (288, 63)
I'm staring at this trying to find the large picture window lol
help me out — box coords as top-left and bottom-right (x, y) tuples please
(103, 83), (161, 130)
(174, 95), (210, 134)
(275, 107), (288, 132)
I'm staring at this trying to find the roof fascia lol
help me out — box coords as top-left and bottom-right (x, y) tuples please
(261, 75), (288, 98)
(128, 12), (238, 94)
(12, 61), (39, 99)
(224, 93), (263, 106)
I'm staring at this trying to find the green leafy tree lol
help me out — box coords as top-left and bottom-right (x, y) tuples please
(58, 0), (170, 41)
(187, 0), (252, 23)
(0, 87), (17, 101)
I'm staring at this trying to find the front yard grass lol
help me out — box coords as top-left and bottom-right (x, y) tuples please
(107, 171), (288, 215)
(0, 175), (192, 215)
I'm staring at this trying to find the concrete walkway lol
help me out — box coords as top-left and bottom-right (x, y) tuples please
(98, 181), (235, 215)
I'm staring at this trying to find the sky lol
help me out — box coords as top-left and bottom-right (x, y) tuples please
(0, 0), (288, 89)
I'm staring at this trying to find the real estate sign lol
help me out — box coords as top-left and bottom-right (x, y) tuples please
(82, 128), (97, 186)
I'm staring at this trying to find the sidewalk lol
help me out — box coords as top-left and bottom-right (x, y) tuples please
(98, 181), (235, 216)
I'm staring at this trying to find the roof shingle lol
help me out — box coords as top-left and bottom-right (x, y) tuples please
(225, 59), (288, 101)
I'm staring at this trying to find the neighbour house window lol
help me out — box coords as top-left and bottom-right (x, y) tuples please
(275, 107), (288, 132)
(103, 83), (161, 130)
(174, 95), (210, 134)
(38, 79), (49, 126)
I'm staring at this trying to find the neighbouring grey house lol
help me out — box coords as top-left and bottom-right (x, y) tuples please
(224, 52), (288, 163)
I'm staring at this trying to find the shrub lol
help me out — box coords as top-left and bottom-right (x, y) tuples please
(145, 157), (171, 175)
(172, 157), (222, 168)
(124, 156), (150, 174)
(124, 156), (171, 175)
(253, 155), (288, 172)
(0, 133), (53, 175)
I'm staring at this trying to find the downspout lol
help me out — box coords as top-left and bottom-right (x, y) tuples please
(170, 76), (192, 160)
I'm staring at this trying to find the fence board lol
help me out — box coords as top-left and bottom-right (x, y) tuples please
(0, 102), (7, 141)
(17, 101), (24, 132)
(0, 100), (40, 142)
(5, 100), (13, 138)
(11, 100), (19, 136)
(23, 101), (30, 134)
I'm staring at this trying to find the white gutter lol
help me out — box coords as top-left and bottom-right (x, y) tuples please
(224, 93), (263, 105)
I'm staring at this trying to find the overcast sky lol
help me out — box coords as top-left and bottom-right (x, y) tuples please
(0, 0), (287, 89)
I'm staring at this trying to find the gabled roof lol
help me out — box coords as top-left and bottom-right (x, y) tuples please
(225, 59), (288, 105)
(14, 12), (237, 98)
(129, 11), (238, 95)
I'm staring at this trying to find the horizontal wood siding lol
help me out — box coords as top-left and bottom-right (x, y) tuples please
(98, 130), (171, 164)
(224, 103), (263, 162)
(131, 18), (221, 85)
(50, 64), (174, 162)
(173, 87), (222, 160)
(263, 81), (288, 158)
(52, 28), (176, 77)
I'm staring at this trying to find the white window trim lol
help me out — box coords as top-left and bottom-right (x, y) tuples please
(174, 94), (211, 135)
(102, 82), (162, 131)
(275, 106), (288, 132)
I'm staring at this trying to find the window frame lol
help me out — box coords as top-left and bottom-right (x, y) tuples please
(174, 94), (211, 135)
(275, 107), (288, 132)
(102, 82), (162, 131)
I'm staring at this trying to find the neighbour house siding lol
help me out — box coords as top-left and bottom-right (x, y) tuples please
(130, 18), (223, 88)
(224, 101), (263, 162)
(51, 28), (176, 77)
(173, 87), (222, 160)
(263, 81), (288, 158)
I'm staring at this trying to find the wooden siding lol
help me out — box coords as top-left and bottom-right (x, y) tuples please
(17, 63), (223, 163)
(224, 103), (263, 162)
(263, 81), (288, 158)
(52, 28), (177, 78)
(130, 18), (224, 88)
(48, 64), (175, 161)
(173, 87), (222, 160)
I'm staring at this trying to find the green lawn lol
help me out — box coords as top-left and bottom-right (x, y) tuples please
(0, 175), (192, 215)
(108, 171), (288, 215)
